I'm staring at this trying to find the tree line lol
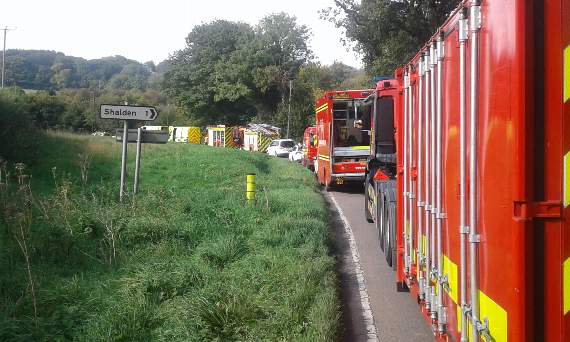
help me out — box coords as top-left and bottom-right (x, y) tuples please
(3, 50), (166, 91)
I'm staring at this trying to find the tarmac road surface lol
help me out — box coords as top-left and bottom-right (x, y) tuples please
(325, 184), (433, 342)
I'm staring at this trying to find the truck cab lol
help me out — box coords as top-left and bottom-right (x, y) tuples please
(363, 78), (404, 277)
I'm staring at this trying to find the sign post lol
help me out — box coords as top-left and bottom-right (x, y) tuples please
(99, 104), (160, 202)
(120, 120), (129, 201)
(133, 127), (142, 195)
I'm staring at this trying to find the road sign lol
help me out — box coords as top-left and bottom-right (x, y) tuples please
(115, 129), (169, 144)
(100, 104), (158, 121)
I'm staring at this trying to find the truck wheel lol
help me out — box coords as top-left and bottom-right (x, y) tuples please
(386, 200), (397, 271)
(383, 182), (397, 271)
(364, 174), (373, 223)
(375, 182), (386, 252)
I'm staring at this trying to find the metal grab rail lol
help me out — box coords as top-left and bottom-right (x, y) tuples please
(458, 7), (469, 342)
(423, 49), (432, 312)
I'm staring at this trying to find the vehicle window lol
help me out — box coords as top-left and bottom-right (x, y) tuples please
(280, 141), (294, 148)
(375, 96), (395, 154)
(333, 99), (368, 147)
(270, 141), (278, 147)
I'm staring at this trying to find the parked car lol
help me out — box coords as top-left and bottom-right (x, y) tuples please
(266, 139), (295, 157)
(288, 144), (303, 162)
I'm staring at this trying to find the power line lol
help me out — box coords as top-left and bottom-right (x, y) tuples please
(1, 26), (17, 89)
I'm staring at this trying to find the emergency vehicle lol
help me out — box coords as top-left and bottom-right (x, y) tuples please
(301, 126), (317, 170)
(363, 0), (569, 341)
(315, 89), (372, 188)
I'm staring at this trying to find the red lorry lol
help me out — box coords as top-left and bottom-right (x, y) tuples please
(315, 90), (372, 188)
(301, 126), (317, 171)
(364, 0), (569, 341)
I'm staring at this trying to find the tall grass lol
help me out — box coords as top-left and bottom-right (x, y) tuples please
(0, 132), (339, 341)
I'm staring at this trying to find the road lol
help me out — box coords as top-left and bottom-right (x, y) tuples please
(325, 185), (433, 342)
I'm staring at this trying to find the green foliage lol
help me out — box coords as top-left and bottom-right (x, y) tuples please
(0, 88), (40, 163)
(0, 87), (184, 141)
(322, 0), (461, 75)
(3, 50), (161, 91)
(0, 133), (340, 341)
(163, 13), (313, 128)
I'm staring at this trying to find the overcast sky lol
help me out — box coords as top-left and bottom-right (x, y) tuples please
(0, 0), (362, 68)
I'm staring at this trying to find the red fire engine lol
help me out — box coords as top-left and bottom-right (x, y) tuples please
(301, 126), (317, 171)
(315, 89), (372, 188)
(364, 0), (569, 341)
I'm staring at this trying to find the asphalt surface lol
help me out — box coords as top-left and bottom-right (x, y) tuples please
(325, 184), (433, 342)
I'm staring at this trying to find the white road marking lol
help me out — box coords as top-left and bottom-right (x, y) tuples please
(329, 193), (379, 342)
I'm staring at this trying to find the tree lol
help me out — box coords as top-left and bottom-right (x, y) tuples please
(163, 14), (314, 127)
(163, 20), (258, 126)
(252, 13), (313, 118)
(322, 0), (460, 75)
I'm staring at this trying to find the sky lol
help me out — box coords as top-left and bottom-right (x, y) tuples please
(0, 0), (362, 68)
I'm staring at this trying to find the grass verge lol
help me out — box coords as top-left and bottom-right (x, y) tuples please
(0, 131), (340, 341)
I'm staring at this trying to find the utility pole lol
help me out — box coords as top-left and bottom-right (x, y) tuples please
(1, 26), (16, 89)
(287, 78), (292, 139)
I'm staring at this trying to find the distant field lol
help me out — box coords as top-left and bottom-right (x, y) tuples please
(0, 132), (339, 341)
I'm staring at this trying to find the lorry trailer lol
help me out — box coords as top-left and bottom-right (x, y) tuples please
(364, 0), (569, 341)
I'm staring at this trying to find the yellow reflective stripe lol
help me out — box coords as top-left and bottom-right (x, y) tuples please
(479, 291), (508, 342)
(562, 258), (570, 315)
(562, 152), (570, 208)
(187, 127), (201, 144)
(457, 305), (462, 333)
(316, 103), (329, 113)
(457, 291), (507, 342)
(351, 146), (370, 151)
(562, 45), (570, 102)
(443, 255), (459, 304)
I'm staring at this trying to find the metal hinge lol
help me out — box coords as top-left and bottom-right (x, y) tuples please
(513, 200), (562, 221)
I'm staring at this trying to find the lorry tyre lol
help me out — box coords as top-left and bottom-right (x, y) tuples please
(387, 200), (397, 271)
(364, 174), (373, 223)
(374, 182), (385, 252)
(384, 181), (397, 271)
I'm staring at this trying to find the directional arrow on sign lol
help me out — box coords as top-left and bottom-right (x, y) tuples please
(100, 104), (159, 121)
(146, 108), (158, 120)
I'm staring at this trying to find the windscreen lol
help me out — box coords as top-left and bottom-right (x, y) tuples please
(280, 140), (294, 148)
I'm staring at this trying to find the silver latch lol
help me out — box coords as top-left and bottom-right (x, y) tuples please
(437, 34), (444, 60)
(469, 233), (481, 243)
(470, 5), (482, 31)
(459, 18), (469, 42)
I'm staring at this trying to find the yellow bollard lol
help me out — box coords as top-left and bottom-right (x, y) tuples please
(246, 173), (256, 202)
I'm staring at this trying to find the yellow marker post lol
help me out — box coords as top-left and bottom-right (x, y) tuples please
(246, 173), (256, 202)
